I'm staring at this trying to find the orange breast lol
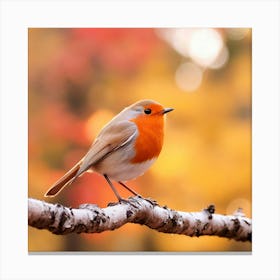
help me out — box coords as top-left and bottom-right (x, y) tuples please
(130, 115), (164, 163)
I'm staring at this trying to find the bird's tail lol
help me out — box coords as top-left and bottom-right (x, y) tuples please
(44, 162), (81, 197)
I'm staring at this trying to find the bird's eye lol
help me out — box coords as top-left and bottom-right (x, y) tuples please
(144, 108), (152, 115)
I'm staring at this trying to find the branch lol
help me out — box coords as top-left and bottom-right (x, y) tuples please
(28, 197), (252, 242)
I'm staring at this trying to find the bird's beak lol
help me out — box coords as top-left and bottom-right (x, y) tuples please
(162, 108), (174, 114)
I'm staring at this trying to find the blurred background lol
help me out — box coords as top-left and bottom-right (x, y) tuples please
(28, 28), (251, 252)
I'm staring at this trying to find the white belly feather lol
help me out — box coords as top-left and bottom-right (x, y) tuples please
(107, 157), (156, 181)
(91, 143), (157, 181)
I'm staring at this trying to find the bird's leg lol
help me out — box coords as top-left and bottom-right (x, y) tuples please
(104, 174), (133, 205)
(103, 174), (124, 202)
(103, 175), (140, 207)
(118, 181), (142, 198)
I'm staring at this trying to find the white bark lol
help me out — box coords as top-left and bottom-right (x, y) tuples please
(28, 197), (251, 242)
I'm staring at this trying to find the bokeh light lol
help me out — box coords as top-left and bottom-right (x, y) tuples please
(227, 28), (250, 40)
(85, 109), (114, 140)
(175, 62), (203, 92)
(158, 28), (230, 93)
(188, 28), (223, 68)
(210, 45), (229, 69)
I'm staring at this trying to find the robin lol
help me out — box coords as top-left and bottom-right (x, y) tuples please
(44, 99), (173, 201)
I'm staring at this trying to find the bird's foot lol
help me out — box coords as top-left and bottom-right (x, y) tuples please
(119, 198), (140, 208)
(144, 197), (158, 206)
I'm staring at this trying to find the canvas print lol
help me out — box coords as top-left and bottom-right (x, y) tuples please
(28, 28), (251, 252)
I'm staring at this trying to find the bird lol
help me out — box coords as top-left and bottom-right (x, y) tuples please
(44, 99), (173, 201)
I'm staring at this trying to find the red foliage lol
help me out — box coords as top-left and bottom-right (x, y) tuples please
(57, 28), (159, 79)
(42, 104), (88, 146)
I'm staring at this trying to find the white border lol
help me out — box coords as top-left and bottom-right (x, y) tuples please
(0, 1), (279, 279)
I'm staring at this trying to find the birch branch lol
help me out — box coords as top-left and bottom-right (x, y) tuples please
(28, 197), (252, 242)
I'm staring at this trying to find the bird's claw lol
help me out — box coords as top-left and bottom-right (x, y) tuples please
(118, 198), (140, 208)
(144, 197), (158, 206)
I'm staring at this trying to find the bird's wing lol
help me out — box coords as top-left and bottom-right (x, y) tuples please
(75, 120), (137, 177)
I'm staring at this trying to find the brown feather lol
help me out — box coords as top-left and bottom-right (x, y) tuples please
(44, 162), (81, 197)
